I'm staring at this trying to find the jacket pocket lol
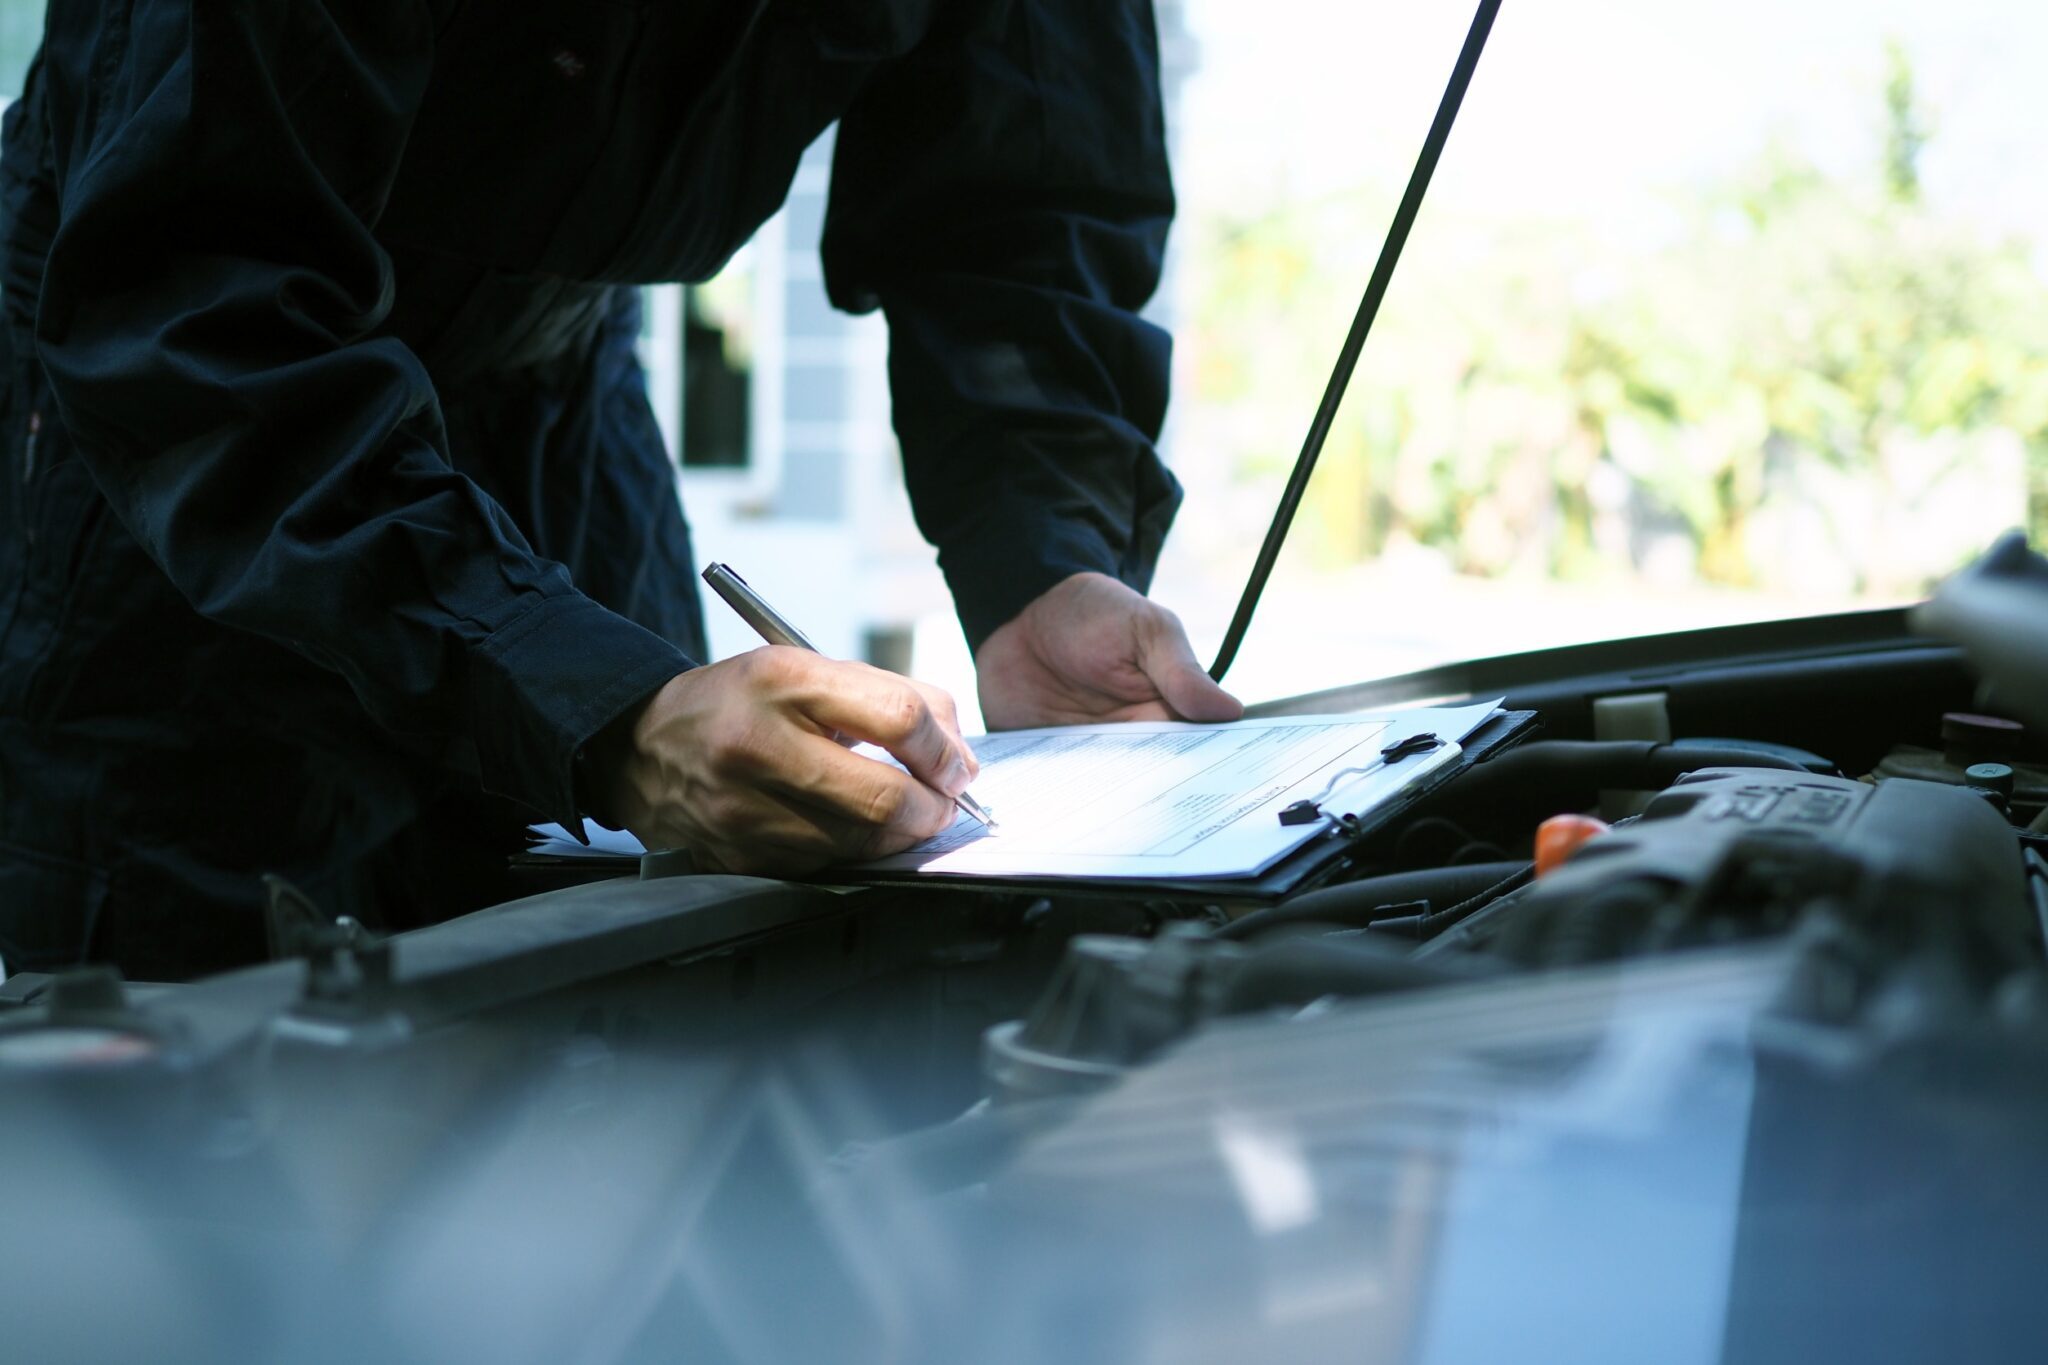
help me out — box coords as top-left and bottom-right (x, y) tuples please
(0, 388), (112, 722)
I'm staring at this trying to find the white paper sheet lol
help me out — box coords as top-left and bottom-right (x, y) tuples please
(524, 821), (648, 860)
(860, 700), (1502, 880)
(531, 700), (1502, 882)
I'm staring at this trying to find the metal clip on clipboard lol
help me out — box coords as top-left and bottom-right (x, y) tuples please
(1277, 732), (1446, 828)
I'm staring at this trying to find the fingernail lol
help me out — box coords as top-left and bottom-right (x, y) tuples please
(941, 757), (970, 795)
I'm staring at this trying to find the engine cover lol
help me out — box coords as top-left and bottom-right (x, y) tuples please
(1494, 768), (2035, 972)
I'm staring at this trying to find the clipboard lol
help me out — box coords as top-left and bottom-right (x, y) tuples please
(509, 709), (1539, 906)
(826, 708), (1537, 904)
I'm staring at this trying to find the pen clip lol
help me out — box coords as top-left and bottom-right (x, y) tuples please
(702, 561), (820, 653)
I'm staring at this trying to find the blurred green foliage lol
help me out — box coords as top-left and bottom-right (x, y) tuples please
(1191, 45), (2048, 599)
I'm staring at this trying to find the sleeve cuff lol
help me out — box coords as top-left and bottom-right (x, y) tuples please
(939, 504), (1139, 656)
(467, 592), (693, 825)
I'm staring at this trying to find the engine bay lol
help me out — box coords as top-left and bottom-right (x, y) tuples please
(2, 546), (2047, 1363)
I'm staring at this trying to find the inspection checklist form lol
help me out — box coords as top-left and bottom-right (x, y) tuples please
(860, 700), (1501, 880)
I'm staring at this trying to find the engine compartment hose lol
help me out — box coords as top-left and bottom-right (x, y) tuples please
(1454, 740), (1813, 803)
(1217, 861), (1528, 941)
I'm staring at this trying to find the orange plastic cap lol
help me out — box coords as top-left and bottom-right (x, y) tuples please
(1535, 813), (1611, 878)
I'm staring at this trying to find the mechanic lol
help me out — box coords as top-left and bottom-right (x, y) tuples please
(0, 0), (1241, 981)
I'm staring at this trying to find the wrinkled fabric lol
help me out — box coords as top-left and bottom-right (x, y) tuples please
(0, 0), (1179, 979)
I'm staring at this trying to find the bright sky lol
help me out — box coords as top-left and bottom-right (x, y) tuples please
(1178, 0), (2048, 241)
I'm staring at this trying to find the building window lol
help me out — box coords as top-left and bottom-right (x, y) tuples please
(680, 265), (755, 470)
(638, 220), (786, 486)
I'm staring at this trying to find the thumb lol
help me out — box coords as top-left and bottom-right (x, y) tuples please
(1142, 612), (1245, 722)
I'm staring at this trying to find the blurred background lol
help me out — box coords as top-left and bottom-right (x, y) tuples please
(2, 0), (2042, 726)
(1153, 0), (2048, 710)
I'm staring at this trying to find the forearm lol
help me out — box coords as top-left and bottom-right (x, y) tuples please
(822, 0), (1182, 650)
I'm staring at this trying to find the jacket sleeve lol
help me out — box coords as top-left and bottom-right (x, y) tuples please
(31, 0), (689, 824)
(821, 0), (1182, 654)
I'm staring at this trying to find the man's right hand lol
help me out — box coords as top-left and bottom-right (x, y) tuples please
(593, 648), (978, 875)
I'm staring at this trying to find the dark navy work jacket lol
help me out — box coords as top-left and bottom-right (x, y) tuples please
(0, 0), (1179, 977)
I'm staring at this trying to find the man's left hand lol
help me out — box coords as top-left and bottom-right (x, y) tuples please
(976, 573), (1244, 730)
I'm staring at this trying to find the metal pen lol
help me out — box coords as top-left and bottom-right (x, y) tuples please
(702, 562), (997, 831)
